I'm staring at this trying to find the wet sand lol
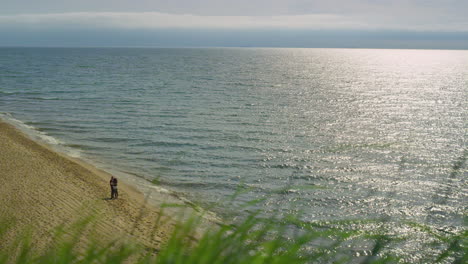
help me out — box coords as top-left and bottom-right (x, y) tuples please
(0, 120), (178, 252)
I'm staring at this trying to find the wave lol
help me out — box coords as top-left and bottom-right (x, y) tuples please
(0, 91), (64, 101)
(0, 91), (43, 96)
(64, 143), (104, 151)
(131, 140), (201, 148)
(0, 113), (81, 158)
(160, 179), (240, 191)
(30, 97), (61, 101)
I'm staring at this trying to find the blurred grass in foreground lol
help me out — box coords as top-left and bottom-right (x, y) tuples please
(0, 205), (465, 264)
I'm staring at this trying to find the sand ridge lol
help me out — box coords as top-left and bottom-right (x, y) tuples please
(0, 120), (175, 252)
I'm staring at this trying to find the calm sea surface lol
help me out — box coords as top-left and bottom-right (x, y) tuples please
(1, 47), (466, 259)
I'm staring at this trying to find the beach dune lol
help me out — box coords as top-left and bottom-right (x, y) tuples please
(0, 120), (173, 252)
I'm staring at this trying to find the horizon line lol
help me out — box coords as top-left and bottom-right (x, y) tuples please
(1, 45), (467, 51)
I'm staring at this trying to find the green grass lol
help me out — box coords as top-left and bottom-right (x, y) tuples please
(0, 208), (465, 264)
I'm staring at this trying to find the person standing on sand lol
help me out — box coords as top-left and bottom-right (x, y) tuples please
(110, 176), (114, 199)
(110, 176), (118, 199)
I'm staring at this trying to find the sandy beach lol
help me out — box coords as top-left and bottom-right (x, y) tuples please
(0, 120), (178, 252)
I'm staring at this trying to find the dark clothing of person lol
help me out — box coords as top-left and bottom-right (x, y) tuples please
(110, 177), (118, 199)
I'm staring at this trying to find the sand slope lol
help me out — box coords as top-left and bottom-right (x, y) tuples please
(0, 121), (174, 252)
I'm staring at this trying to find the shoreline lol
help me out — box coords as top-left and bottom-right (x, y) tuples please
(0, 113), (222, 223)
(0, 119), (215, 251)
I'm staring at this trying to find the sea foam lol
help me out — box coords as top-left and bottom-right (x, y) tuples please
(0, 112), (81, 158)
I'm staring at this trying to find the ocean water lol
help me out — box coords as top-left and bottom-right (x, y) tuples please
(1, 47), (466, 259)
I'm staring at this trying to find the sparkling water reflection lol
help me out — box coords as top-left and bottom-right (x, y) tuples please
(1, 47), (466, 259)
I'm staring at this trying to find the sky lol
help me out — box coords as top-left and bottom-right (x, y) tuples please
(1, 0), (467, 48)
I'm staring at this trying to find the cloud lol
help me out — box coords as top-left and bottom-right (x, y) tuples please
(0, 12), (364, 30)
(2, 0), (468, 18)
(1, 11), (467, 32)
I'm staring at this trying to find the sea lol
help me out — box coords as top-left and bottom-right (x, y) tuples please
(0, 47), (466, 260)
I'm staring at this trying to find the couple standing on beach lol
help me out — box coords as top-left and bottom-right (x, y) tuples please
(110, 176), (118, 199)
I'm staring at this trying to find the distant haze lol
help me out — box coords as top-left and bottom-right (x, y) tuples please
(1, 0), (467, 48)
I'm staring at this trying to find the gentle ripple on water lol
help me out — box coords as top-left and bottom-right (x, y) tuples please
(0, 47), (466, 259)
